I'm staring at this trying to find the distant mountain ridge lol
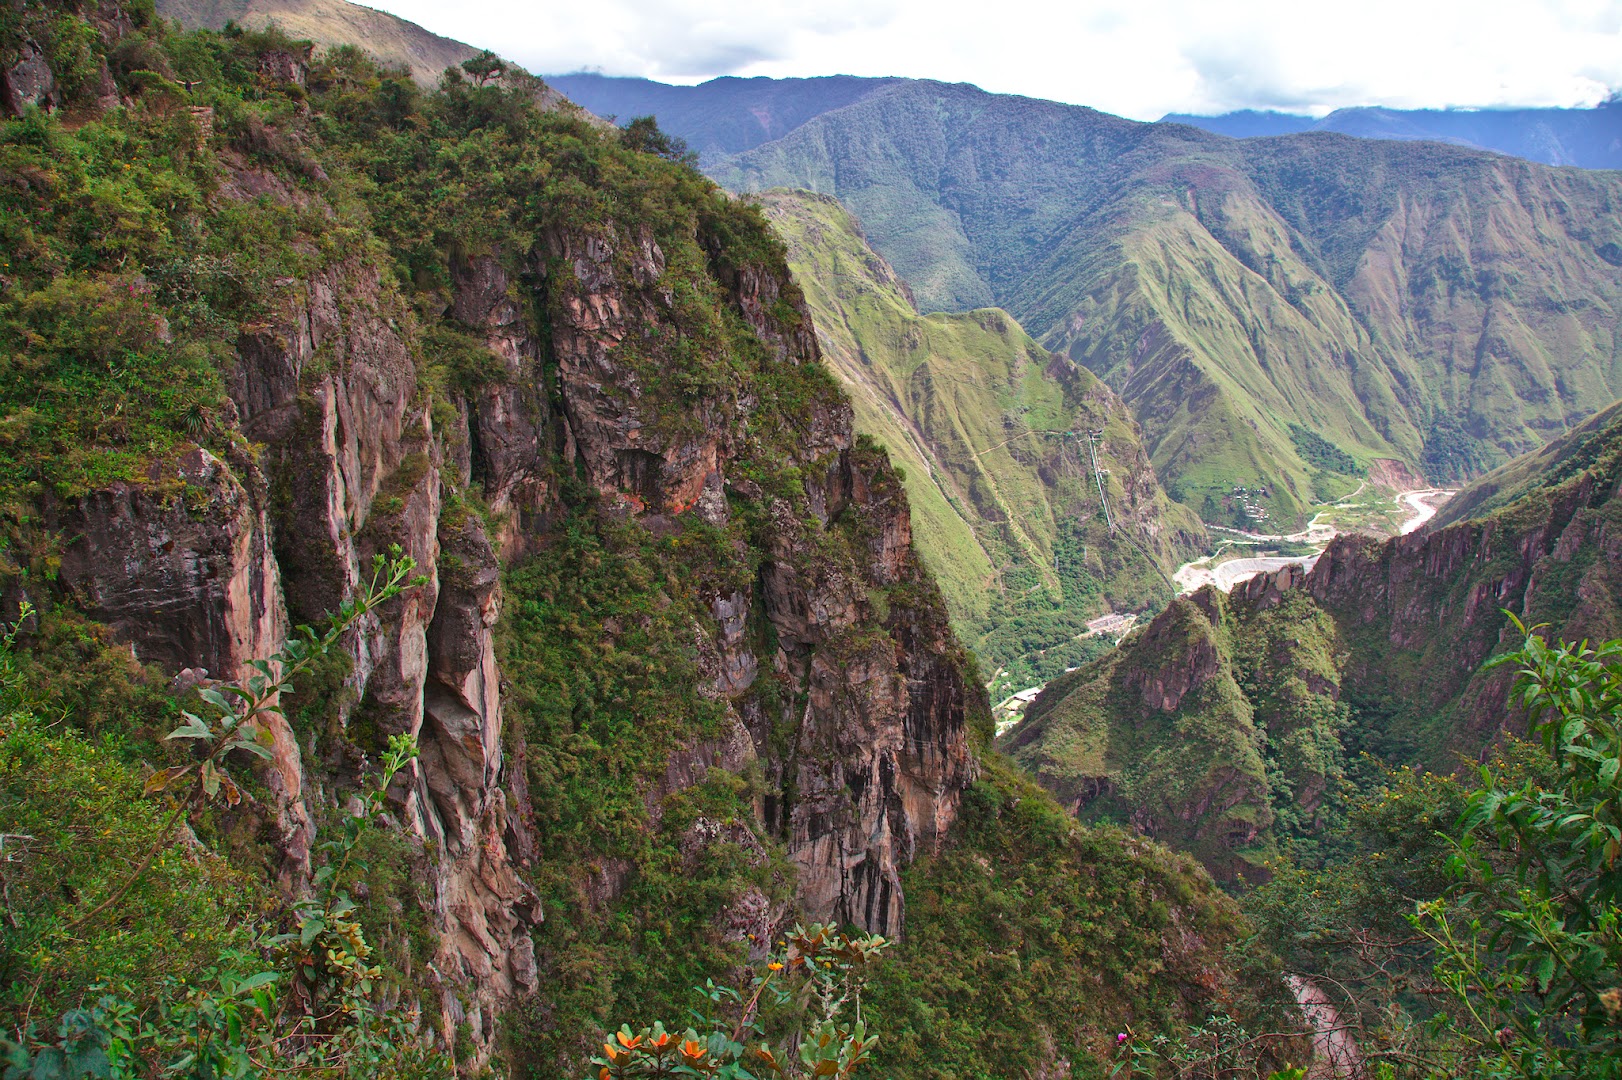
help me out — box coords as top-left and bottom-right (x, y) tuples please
(1160, 101), (1622, 170)
(553, 74), (1622, 529)
(545, 73), (899, 161)
(713, 80), (1622, 528)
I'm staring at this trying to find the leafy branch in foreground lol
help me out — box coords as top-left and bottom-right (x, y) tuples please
(63, 550), (425, 935)
(590, 924), (889, 1079)
(2, 735), (440, 1079)
(2, 550), (444, 1077)
(1415, 617), (1622, 1079)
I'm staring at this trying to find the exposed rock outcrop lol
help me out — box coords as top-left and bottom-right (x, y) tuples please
(35, 164), (975, 1063)
(1007, 401), (1622, 880)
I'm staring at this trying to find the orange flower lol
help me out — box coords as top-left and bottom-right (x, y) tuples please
(617, 1031), (643, 1050)
(680, 1039), (706, 1061)
(767, 961), (784, 971)
(649, 1031), (672, 1050)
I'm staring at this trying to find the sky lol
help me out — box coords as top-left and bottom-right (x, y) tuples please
(366, 0), (1622, 121)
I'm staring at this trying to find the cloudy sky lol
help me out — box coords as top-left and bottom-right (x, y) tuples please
(367, 0), (1622, 120)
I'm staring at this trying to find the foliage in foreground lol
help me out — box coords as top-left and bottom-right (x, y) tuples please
(1414, 622), (1622, 1078)
(1244, 623), (1622, 1079)
(590, 924), (888, 1080)
(1, 555), (450, 1077)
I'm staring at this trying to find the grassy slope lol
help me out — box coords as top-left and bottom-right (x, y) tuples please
(711, 81), (1622, 527)
(1001, 586), (1349, 880)
(758, 188), (1205, 685)
(1429, 398), (1622, 527)
(155, 0), (477, 85)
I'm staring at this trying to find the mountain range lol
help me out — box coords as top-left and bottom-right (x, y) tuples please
(11, 1), (1622, 1075)
(1003, 398), (1622, 879)
(1162, 101), (1622, 170)
(557, 73), (1622, 532)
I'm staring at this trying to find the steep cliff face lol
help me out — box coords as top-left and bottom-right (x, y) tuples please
(506, 203), (977, 945)
(0, 19), (979, 1063)
(2, 15), (1299, 1077)
(1003, 400), (1622, 879)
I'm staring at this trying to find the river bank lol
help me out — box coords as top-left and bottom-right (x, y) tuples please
(1174, 486), (1453, 595)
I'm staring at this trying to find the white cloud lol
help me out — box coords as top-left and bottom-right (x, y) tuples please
(368, 0), (1622, 119)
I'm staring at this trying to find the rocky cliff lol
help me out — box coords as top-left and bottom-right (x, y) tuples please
(0, 11), (1294, 1076)
(1003, 399), (1622, 879)
(0, 9), (979, 1066)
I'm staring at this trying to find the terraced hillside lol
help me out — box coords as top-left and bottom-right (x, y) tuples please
(758, 189), (1205, 686)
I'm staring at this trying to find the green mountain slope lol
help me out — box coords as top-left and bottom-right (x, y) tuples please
(758, 189), (1205, 686)
(0, 9), (1287, 1075)
(709, 79), (1622, 527)
(156, 0), (477, 85)
(1002, 397), (1622, 879)
(1429, 397), (1622, 527)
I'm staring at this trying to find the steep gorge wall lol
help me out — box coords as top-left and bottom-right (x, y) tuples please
(28, 130), (976, 1060)
(1005, 407), (1622, 878)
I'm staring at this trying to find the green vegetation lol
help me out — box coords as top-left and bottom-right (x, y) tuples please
(2, 556), (450, 1077)
(864, 755), (1296, 1079)
(1243, 628), (1622, 1078)
(591, 924), (890, 1080)
(1415, 627), (1622, 1076)
(1002, 586), (1354, 879)
(705, 79), (1622, 523)
(1287, 424), (1357, 475)
(757, 189), (1204, 688)
(1430, 399), (1622, 529)
(0, 10), (1311, 1079)
(1008, 394), (1622, 886)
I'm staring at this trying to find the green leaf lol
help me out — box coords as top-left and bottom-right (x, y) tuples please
(197, 687), (232, 711)
(1532, 951), (1556, 992)
(166, 712), (213, 742)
